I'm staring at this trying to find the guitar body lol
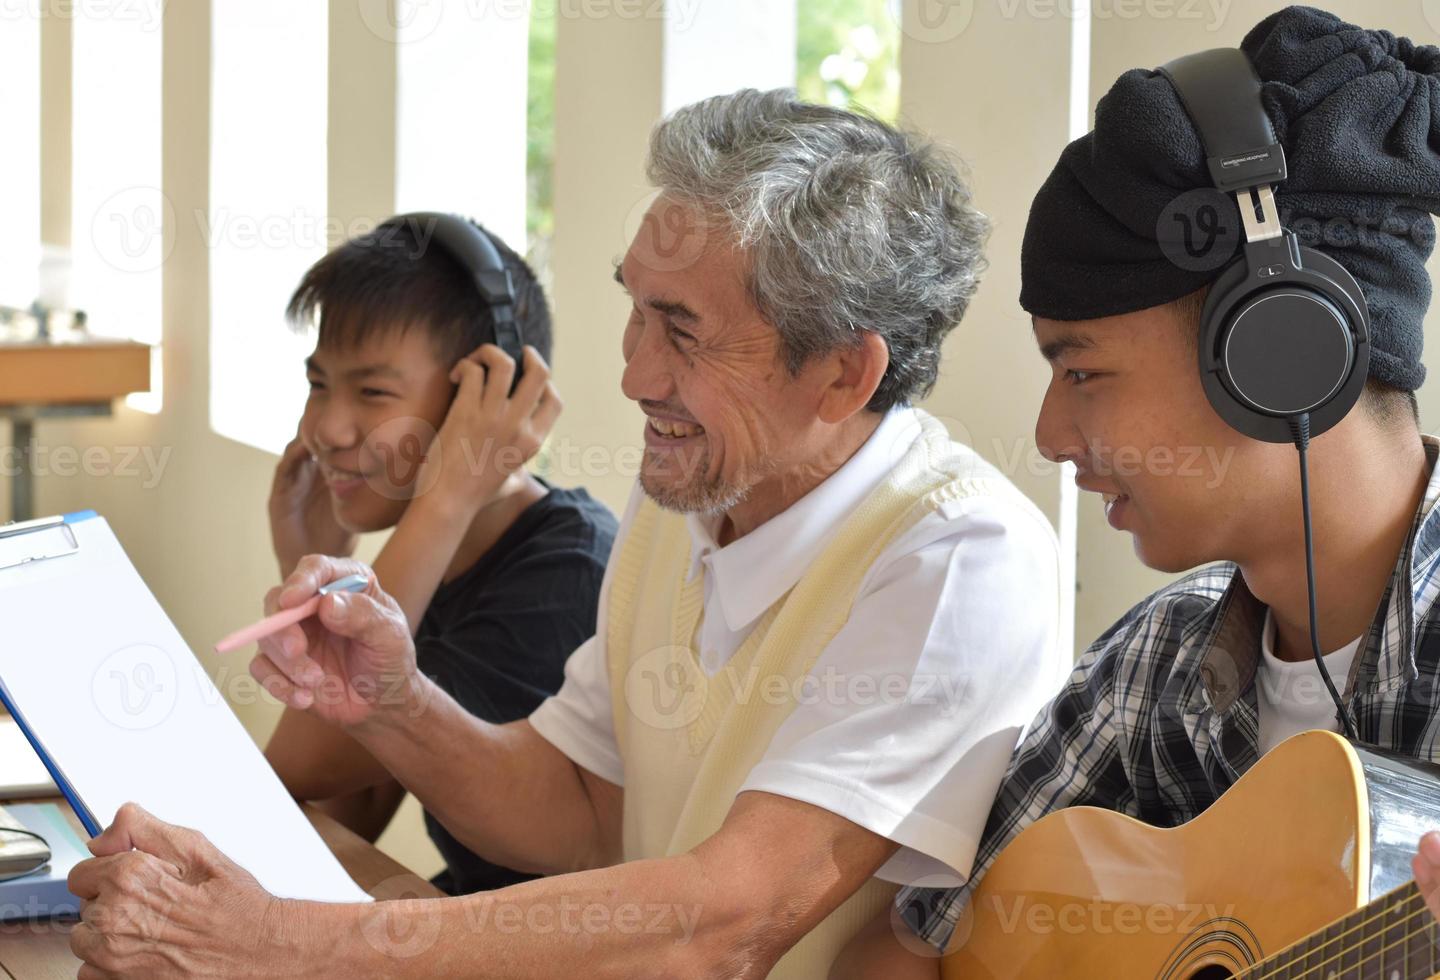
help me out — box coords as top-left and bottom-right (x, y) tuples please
(942, 731), (1440, 978)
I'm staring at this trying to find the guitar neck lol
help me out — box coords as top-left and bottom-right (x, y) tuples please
(1246, 881), (1438, 979)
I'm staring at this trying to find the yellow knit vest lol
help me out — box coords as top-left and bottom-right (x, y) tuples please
(606, 411), (1019, 978)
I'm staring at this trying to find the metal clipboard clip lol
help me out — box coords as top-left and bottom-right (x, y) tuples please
(0, 514), (81, 572)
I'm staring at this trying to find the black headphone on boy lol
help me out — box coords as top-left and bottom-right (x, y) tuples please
(1159, 49), (1368, 741)
(392, 211), (526, 388)
(1158, 48), (1370, 445)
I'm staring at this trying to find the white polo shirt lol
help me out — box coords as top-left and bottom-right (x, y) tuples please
(528, 408), (1068, 887)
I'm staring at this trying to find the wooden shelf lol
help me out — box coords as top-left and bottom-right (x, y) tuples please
(0, 339), (151, 406)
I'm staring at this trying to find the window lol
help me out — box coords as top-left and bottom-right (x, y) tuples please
(208, 0), (327, 452)
(72, 0), (163, 411)
(395, 3), (530, 252)
(0, 11), (39, 314)
(663, 0), (797, 114)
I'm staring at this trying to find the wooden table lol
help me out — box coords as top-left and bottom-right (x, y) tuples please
(0, 798), (443, 979)
(0, 338), (151, 521)
(0, 340), (150, 406)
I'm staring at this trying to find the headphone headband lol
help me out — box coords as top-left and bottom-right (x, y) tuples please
(1157, 49), (1287, 193)
(390, 211), (526, 384)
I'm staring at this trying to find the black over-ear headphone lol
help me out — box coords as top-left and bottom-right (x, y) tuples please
(1158, 48), (1369, 444)
(391, 211), (526, 387)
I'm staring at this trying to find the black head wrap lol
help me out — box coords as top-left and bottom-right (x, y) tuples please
(1019, 5), (1440, 391)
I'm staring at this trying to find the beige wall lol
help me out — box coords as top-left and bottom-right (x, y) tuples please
(545, 4), (663, 511)
(11, 0), (1440, 876)
(898, 1), (1074, 515)
(898, 0), (1079, 654)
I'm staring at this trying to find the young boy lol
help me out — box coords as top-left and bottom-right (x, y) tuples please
(838, 7), (1440, 974)
(264, 215), (618, 895)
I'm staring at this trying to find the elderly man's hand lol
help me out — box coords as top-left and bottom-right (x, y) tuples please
(67, 803), (312, 979)
(249, 554), (420, 729)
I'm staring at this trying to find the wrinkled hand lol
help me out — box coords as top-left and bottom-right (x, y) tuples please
(67, 803), (302, 979)
(414, 344), (563, 516)
(269, 428), (357, 578)
(248, 555), (419, 729)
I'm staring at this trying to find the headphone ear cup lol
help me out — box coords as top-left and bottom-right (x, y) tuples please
(1198, 242), (1369, 444)
(1198, 257), (1266, 437)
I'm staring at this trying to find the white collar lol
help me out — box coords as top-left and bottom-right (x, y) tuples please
(684, 407), (923, 634)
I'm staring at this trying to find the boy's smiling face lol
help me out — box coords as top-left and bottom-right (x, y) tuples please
(299, 326), (456, 533)
(1033, 299), (1298, 573)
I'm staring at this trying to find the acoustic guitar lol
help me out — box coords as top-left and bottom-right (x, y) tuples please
(939, 731), (1440, 978)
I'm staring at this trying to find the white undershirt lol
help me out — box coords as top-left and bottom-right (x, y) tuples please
(528, 408), (1070, 888)
(1255, 610), (1363, 756)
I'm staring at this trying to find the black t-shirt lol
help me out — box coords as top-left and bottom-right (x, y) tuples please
(413, 482), (616, 895)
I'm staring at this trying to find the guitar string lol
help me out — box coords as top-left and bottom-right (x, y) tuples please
(1235, 893), (1426, 980)
(1257, 904), (1433, 980)
(1218, 882), (1420, 978)
(1236, 917), (1423, 980)
(1234, 889), (1432, 980)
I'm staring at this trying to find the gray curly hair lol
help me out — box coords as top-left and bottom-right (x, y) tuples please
(645, 88), (990, 413)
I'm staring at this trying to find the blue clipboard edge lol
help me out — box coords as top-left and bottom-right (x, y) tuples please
(0, 509), (105, 839)
(0, 682), (101, 838)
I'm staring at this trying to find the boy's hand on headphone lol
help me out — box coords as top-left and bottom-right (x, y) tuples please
(269, 427), (358, 578)
(415, 344), (562, 518)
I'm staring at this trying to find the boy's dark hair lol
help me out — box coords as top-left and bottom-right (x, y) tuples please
(287, 217), (552, 367)
(1171, 287), (1418, 432)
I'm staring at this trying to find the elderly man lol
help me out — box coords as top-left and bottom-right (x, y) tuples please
(67, 89), (1064, 979)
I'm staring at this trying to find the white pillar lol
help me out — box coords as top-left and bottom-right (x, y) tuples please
(546, 3), (663, 511)
(38, 2), (68, 251)
(330, 0), (398, 238)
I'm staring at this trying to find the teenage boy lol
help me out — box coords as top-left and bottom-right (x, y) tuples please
(838, 7), (1440, 974)
(264, 214), (617, 895)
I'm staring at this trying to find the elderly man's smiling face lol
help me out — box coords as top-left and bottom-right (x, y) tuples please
(617, 195), (869, 523)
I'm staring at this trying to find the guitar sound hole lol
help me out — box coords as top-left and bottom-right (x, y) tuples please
(1188, 969), (1234, 979)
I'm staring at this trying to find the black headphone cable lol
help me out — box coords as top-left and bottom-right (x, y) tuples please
(1288, 411), (1360, 742)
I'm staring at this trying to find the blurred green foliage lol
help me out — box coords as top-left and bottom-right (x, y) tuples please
(797, 0), (900, 122)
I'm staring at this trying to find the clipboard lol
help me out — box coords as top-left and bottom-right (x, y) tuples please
(0, 511), (371, 904)
(0, 513), (82, 571)
(0, 511), (102, 836)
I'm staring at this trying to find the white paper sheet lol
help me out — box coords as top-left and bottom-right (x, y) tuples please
(0, 515), (371, 904)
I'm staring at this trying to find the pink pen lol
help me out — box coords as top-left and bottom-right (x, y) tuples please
(214, 573), (370, 653)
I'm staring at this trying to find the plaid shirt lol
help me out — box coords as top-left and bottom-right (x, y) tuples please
(897, 437), (1440, 950)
